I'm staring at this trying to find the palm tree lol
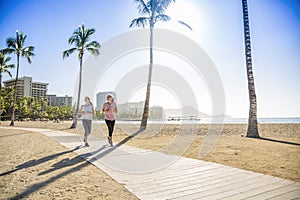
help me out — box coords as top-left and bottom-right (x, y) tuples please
(63, 24), (100, 129)
(1, 30), (35, 126)
(242, 0), (259, 138)
(0, 87), (14, 121)
(130, 0), (192, 130)
(0, 53), (14, 122)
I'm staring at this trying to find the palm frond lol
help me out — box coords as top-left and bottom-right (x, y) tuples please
(18, 33), (27, 49)
(134, 0), (150, 15)
(62, 47), (77, 59)
(86, 28), (96, 38)
(149, 0), (175, 15)
(177, 20), (192, 30)
(6, 64), (14, 69)
(1, 48), (15, 55)
(6, 38), (17, 49)
(68, 35), (80, 45)
(23, 46), (35, 53)
(159, 0), (175, 10)
(130, 17), (149, 28)
(86, 47), (100, 56)
(4, 56), (11, 62)
(22, 50), (35, 60)
(155, 14), (171, 22)
(85, 41), (100, 49)
(0, 53), (14, 77)
(5, 70), (13, 78)
(3, 65), (14, 77)
(26, 57), (32, 64)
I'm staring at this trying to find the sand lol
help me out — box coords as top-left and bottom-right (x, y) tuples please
(0, 128), (138, 200)
(1, 121), (300, 185)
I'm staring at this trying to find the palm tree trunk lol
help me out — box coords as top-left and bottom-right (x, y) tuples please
(0, 74), (2, 123)
(10, 54), (20, 126)
(70, 53), (83, 129)
(140, 24), (154, 130)
(242, 0), (259, 138)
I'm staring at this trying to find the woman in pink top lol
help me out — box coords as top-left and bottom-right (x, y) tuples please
(102, 94), (117, 146)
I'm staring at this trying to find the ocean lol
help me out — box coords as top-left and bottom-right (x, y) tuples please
(95, 118), (300, 124)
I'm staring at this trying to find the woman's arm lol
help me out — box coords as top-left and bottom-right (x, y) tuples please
(102, 103), (106, 112)
(78, 105), (83, 114)
(91, 104), (95, 114)
(114, 103), (118, 113)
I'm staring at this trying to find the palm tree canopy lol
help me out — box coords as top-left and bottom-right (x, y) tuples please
(1, 32), (35, 64)
(130, 0), (192, 30)
(0, 53), (14, 78)
(63, 24), (100, 59)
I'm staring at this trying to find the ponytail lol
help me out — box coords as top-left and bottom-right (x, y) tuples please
(85, 96), (93, 106)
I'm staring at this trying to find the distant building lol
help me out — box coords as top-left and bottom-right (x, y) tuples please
(3, 76), (48, 99)
(47, 95), (72, 106)
(150, 106), (164, 120)
(117, 101), (163, 120)
(96, 91), (117, 110)
(118, 101), (144, 119)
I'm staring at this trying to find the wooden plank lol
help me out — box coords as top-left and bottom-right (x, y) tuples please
(128, 166), (239, 191)
(169, 174), (271, 199)
(245, 183), (300, 200)
(123, 164), (223, 187)
(113, 162), (214, 182)
(135, 168), (249, 195)
(266, 189), (300, 200)
(195, 176), (283, 199)
(221, 179), (294, 200)
(139, 171), (264, 199)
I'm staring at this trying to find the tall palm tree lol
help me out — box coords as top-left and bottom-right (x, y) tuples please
(242, 0), (259, 138)
(1, 30), (35, 126)
(0, 53), (14, 122)
(63, 24), (100, 129)
(130, 0), (191, 130)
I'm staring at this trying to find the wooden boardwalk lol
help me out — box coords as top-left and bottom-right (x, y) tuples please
(17, 128), (300, 199)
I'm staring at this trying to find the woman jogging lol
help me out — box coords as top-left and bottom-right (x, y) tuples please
(102, 94), (117, 146)
(79, 96), (94, 147)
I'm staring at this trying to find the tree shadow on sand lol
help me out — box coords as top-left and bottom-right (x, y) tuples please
(9, 129), (144, 199)
(256, 137), (300, 146)
(38, 144), (108, 176)
(0, 131), (31, 138)
(0, 146), (82, 177)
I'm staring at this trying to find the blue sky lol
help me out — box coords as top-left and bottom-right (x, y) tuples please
(0, 0), (299, 117)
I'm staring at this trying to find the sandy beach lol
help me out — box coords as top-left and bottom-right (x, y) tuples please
(0, 127), (138, 200)
(0, 121), (299, 199)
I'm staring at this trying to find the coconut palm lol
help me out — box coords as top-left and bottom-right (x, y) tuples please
(0, 53), (14, 97)
(242, 0), (259, 137)
(0, 53), (14, 122)
(0, 87), (14, 121)
(63, 24), (100, 129)
(130, 0), (192, 130)
(1, 30), (35, 126)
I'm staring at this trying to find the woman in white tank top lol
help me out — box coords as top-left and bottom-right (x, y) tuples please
(79, 96), (94, 147)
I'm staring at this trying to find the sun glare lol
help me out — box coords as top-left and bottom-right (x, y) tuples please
(159, 0), (204, 32)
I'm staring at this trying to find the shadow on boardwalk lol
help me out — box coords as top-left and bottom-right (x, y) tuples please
(7, 129), (143, 199)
